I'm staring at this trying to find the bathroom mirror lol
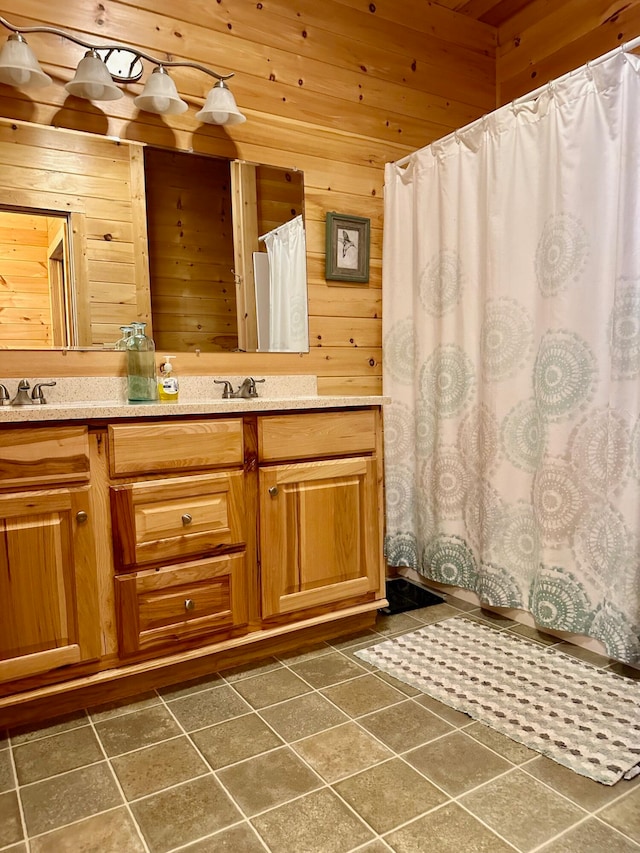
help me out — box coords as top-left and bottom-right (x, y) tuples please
(0, 118), (307, 353)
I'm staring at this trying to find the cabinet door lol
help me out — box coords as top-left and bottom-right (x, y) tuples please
(0, 488), (100, 684)
(260, 457), (382, 618)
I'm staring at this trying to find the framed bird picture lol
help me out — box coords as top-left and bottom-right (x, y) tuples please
(325, 212), (370, 283)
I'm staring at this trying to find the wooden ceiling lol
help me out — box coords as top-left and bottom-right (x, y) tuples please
(434, 0), (535, 27)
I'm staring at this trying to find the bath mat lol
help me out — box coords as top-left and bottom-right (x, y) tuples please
(355, 617), (640, 785)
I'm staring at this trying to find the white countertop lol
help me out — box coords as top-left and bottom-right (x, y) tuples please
(0, 394), (387, 423)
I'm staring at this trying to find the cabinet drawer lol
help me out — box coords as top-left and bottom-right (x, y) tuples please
(115, 553), (247, 656)
(108, 419), (243, 477)
(111, 471), (245, 569)
(0, 426), (89, 490)
(258, 410), (377, 462)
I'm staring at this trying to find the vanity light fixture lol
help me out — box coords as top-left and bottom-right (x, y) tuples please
(0, 15), (246, 125)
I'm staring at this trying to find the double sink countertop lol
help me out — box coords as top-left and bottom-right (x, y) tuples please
(0, 375), (387, 423)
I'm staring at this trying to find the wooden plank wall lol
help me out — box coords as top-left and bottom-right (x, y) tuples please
(0, 211), (51, 348)
(0, 0), (496, 393)
(496, 0), (640, 103)
(144, 148), (238, 354)
(0, 120), (150, 348)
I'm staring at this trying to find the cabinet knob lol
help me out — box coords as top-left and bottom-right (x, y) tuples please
(76, 510), (88, 523)
(268, 486), (278, 497)
(182, 513), (193, 526)
(184, 598), (195, 611)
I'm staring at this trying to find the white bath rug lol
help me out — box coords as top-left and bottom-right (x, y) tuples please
(355, 617), (640, 785)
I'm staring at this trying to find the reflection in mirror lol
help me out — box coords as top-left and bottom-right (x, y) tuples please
(0, 207), (73, 348)
(0, 118), (308, 352)
(144, 147), (308, 353)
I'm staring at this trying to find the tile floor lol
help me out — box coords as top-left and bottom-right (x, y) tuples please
(1, 595), (639, 853)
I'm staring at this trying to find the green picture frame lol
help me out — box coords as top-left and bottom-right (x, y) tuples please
(325, 212), (370, 283)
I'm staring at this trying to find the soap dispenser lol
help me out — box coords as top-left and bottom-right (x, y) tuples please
(158, 355), (179, 402)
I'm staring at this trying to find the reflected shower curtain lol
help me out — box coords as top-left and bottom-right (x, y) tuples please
(262, 214), (309, 352)
(382, 53), (640, 663)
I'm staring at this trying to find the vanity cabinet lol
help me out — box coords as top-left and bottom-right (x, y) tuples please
(258, 410), (383, 619)
(108, 419), (249, 657)
(0, 403), (385, 726)
(0, 427), (100, 684)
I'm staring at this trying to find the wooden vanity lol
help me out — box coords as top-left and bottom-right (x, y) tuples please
(0, 397), (385, 727)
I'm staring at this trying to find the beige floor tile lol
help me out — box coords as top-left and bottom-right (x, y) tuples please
(406, 603), (464, 625)
(373, 670), (423, 697)
(470, 607), (517, 628)
(220, 655), (282, 682)
(276, 642), (332, 664)
(217, 746), (322, 816)
(87, 691), (161, 722)
(289, 651), (369, 688)
(9, 711), (88, 746)
(329, 630), (381, 651)
(165, 684), (251, 731)
(191, 713), (282, 769)
(94, 705), (181, 756)
(28, 807), (146, 853)
(373, 613), (425, 637)
(359, 699), (453, 753)
(465, 721), (537, 764)
(157, 672), (223, 700)
(0, 790), (23, 848)
(525, 755), (638, 811)
(0, 748), (15, 792)
(334, 757), (447, 834)
(356, 842), (393, 852)
(111, 735), (209, 799)
(230, 668), (311, 709)
(598, 785), (640, 843)
(413, 693), (473, 726)
(384, 801), (516, 853)
(537, 817), (640, 853)
(607, 661), (640, 680)
(13, 726), (103, 784)
(321, 674), (405, 717)
(507, 623), (558, 645)
(259, 691), (349, 741)
(293, 721), (393, 782)
(179, 821), (268, 851)
(20, 762), (122, 836)
(2, 844), (26, 853)
(251, 787), (374, 853)
(554, 642), (611, 667)
(460, 769), (586, 851)
(405, 730), (512, 796)
(131, 775), (241, 853)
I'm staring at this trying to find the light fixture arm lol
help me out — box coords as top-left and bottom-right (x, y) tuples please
(0, 15), (233, 83)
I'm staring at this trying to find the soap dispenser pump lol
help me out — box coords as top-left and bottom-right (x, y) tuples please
(158, 355), (179, 402)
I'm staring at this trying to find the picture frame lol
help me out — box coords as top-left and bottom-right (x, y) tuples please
(325, 212), (370, 283)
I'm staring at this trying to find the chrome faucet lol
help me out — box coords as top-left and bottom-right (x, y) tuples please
(0, 384), (9, 405)
(214, 377), (265, 399)
(9, 379), (57, 405)
(10, 380), (33, 406)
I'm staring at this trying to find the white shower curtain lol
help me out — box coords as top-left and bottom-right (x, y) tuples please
(383, 52), (640, 664)
(261, 214), (309, 352)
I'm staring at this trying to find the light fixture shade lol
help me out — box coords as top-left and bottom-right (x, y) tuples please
(65, 49), (122, 101)
(195, 80), (246, 125)
(0, 33), (52, 88)
(133, 66), (188, 115)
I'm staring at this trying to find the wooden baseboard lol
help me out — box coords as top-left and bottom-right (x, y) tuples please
(0, 602), (380, 729)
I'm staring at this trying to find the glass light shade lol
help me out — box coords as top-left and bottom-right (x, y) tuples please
(195, 81), (246, 125)
(65, 50), (122, 101)
(0, 33), (52, 88)
(133, 66), (188, 115)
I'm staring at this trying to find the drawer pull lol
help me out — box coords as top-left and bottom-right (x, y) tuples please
(182, 513), (193, 526)
(184, 598), (195, 611)
(268, 486), (279, 497)
(76, 510), (88, 523)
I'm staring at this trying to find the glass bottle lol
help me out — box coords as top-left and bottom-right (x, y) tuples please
(114, 325), (133, 350)
(126, 322), (158, 403)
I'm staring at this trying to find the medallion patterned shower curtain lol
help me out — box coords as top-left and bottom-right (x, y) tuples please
(382, 52), (640, 664)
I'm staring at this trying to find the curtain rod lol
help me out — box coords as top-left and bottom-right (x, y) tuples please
(394, 35), (640, 168)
